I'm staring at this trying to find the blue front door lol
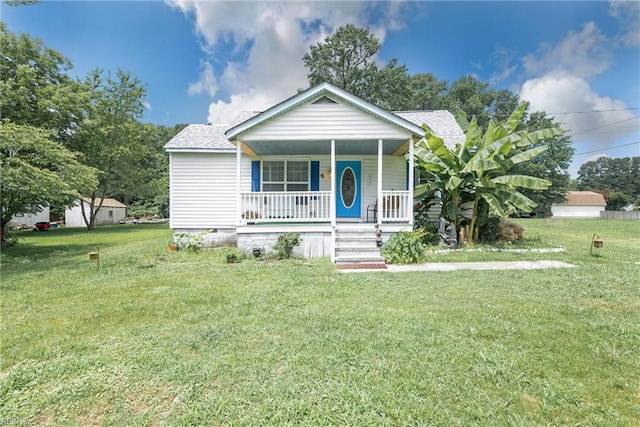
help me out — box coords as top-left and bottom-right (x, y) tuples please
(336, 161), (361, 218)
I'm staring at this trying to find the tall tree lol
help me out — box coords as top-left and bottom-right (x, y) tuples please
(68, 69), (146, 230)
(0, 24), (86, 144)
(414, 103), (561, 242)
(407, 73), (448, 110)
(577, 156), (640, 199)
(0, 122), (97, 245)
(112, 123), (185, 218)
(444, 75), (520, 129)
(511, 112), (575, 212)
(303, 25), (411, 110)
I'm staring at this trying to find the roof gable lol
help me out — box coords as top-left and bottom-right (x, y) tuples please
(225, 82), (425, 141)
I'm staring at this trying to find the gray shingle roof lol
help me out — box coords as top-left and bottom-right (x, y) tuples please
(165, 108), (465, 151)
(394, 111), (465, 148)
(164, 124), (234, 151)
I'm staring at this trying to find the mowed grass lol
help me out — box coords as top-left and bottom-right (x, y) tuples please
(1, 220), (639, 425)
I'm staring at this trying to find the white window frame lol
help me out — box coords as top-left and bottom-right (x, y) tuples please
(262, 160), (310, 192)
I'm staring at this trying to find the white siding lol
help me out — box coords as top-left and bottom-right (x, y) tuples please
(64, 202), (126, 227)
(169, 152), (251, 229)
(551, 205), (604, 218)
(240, 102), (411, 141)
(169, 152), (409, 229)
(10, 206), (50, 227)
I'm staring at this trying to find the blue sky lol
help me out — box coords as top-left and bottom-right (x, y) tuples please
(3, 0), (639, 176)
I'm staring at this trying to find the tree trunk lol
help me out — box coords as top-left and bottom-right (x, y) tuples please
(0, 221), (7, 248)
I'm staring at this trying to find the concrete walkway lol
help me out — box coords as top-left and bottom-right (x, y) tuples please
(338, 260), (576, 273)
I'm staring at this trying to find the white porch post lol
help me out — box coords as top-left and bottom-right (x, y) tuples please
(408, 137), (415, 225)
(330, 139), (336, 227)
(236, 139), (242, 226)
(377, 138), (383, 226)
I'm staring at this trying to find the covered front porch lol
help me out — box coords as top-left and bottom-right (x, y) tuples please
(234, 138), (416, 227)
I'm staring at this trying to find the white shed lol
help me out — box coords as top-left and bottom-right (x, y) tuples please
(10, 205), (50, 228)
(65, 198), (128, 227)
(551, 191), (606, 218)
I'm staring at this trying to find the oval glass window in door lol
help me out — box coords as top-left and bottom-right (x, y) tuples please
(341, 167), (356, 208)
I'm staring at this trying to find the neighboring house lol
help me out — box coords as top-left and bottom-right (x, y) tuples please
(551, 191), (606, 218)
(164, 82), (464, 263)
(10, 205), (50, 228)
(65, 198), (128, 227)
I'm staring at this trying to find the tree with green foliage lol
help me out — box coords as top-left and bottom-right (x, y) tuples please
(0, 24), (86, 144)
(605, 192), (633, 211)
(0, 122), (97, 245)
(414, 103), (562, 242)
(443, 75), (520, 130)
(511, 112), (575, 213)
(577, 156), (640, 200)
(303, 25), (411, 110)
(407, 73), (448, 111)
(114, 123), (185, 218)
(67, 69), (147, 229)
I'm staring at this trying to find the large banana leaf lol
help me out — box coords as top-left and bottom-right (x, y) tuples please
(423, 131), (456, 166)
(492, 174), (551, 190)
(480, 192), (509, 218)
(461, 157), (500, 174)
(493, 188), (537, 211)
(414, 144), (451, 173)
(445, 175), (463, 191)
(504, 102), (527, 133)
(517, 127), (563, 147)
(503, 145), (549, 169)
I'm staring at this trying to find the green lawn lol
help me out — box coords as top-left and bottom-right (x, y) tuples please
(1, 220), (639, 425)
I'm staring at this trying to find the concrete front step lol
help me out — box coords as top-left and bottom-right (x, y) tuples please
(334, 254), (385, 264)
(334, 224), (384, 265)
(334, 238), (379, 249)
(335, 247), (381, 258)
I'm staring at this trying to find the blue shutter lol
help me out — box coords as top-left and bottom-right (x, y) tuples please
(251, 161), (260, 192)
(310, 161), (320, 200)
(311, 161), (320, 191)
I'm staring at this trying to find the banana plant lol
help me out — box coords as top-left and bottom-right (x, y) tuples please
(414, 102), (562, 242)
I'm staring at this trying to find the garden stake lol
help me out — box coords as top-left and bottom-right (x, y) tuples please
(590, 234), (603, 256)
(89, 247), (99, 270)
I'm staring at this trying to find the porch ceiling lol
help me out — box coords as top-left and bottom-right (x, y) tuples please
(243, 139), (407, 156)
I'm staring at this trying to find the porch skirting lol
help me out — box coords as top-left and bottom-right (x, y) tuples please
(237, 224), (333, 258)
(173, 223), (412, 260)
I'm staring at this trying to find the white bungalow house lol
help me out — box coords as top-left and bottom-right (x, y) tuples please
(65, 197), (128, 227)
(165, 82), (463, 264)
(551, 191), (606, 218)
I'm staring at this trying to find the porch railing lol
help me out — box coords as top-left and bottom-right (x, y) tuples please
(380, 190), (412, 222)
(240, 191), (331, 223)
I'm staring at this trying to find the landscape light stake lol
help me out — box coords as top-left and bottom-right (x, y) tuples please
(590, 234), (603, 256)
(89, 247), (100, 270)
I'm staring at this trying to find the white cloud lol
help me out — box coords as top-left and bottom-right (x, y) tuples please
(519, 71), (637, 148)
(609, 0), (640, 47)
(522, 22), (611, 79)
(187, 61), (218, 97)
(167, 0), (408, 124)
